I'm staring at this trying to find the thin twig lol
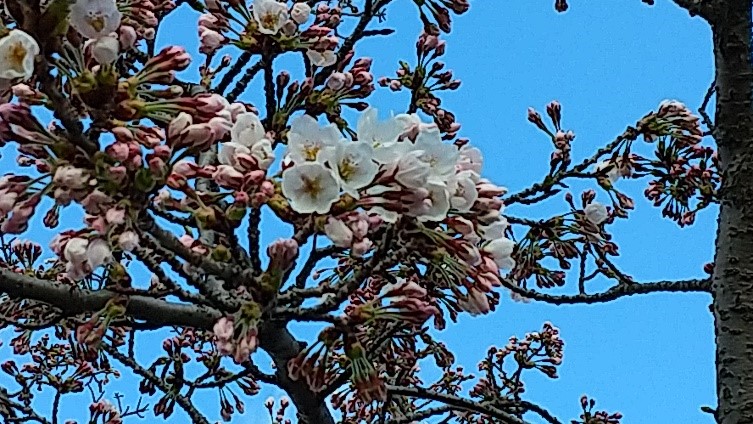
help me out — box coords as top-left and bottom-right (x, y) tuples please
(103, 345), (211, 424)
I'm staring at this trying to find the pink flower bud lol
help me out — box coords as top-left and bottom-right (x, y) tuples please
(266, 238), (299, 274)
(119, 25), (138, 49)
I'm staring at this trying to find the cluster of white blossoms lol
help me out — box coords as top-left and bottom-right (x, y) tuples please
(280, 108), (483, 221)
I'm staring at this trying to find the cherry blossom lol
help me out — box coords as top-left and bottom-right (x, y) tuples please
(62, 237), (113, 280)
(117, 231), (139, 252)
(252, 0), (289, 35)
(290, 2), (312, 24)
(585, 201), (609, 224)
(0, 0), (715, 422)
(91, 35), (120, 64)
(70, 0), (123, 40)
(321, 141), (378, 197)
(281, 162), (340, 214)
(0, 30), (39, 80)
(286, 114), (341, 163)
(306, 49), (337, 67)
(483, 238), (516, 270)
(324, 217), (353, 247)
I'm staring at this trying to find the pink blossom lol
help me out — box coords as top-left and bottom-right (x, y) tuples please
(267, 238), (299, 275)
(213, 165), (245, 188)
(118, 231), (139, 252)
(199, 27), (225, 55)
(324, 217), (353, 247)
(53, 166), (89, 190)
(0, 190), (18, 217)
(458, 288), (491, 316)
(105, 207), (126, 225)
(213, 317), (234, 340)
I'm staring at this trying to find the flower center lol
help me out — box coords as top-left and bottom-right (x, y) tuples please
(87, 15), (106, 33)
(261, 12), (280, 30)
(7, 42), (27, 70)
(301, 176), (322, 197)
(339, 157), (357, 181)
(303, 142), (321, 161)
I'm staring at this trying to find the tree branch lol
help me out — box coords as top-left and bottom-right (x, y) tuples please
(258, 322), (336, 424)
(103, 344), (211, 424)
(500, 277), (711, 305)
(384, 405), (454, 424)
(0, 269), (220, 329)
(386, 385), (526, 424)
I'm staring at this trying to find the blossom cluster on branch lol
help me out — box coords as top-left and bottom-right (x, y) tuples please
(0, 0), (715, 422)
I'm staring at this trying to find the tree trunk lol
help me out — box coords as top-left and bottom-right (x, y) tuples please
(259, 322), (336, 424)
(711, 1), (753, 422)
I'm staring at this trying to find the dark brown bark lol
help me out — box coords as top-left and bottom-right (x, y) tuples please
(710, 1), (753, 422)
(0, 270), (338, 422)
(259, 322), (336, 424)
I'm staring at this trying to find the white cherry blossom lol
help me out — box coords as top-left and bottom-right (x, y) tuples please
(282, 162), (340, 214)
(218, 141), (251, 168)
(286, 114), (340, 163)
(70, 0), (123, 40)
(63, 237), (113, 280)
(91, 35), (120, 64)
(307, 49), (337, 67)
(394, 150), (431, 188)
(483, 238), (516, 270)
(0, 30), (39, 80)
(322, 141), (378, 197)
(368, 205), (399, 223)
(250, 138), (275, 170)
(231, 112), (266, 147)
(457, 145), (483, 174)
(480, 217), (509, 242)
(220, 112), (275, 170)
(414, 130), (459, 184)
(357, 108), (406, 164)
(253, 0), (289, 35)
(64, 238), (89, 265)
(414, 182), (451, 222)
(324, 217), (353, 247)
(86, 238), (112, 269)
(450, 170), (479, 213)
(584, 202), (609, 225)
(118, 231), (139, 251)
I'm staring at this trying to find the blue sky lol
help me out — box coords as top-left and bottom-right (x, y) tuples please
(1, 0), (718, 423)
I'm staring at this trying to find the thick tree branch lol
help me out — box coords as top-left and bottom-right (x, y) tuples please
(259, 322), (336, 424)
(0, 269), (220, 329)
(500, 278), (711, 305)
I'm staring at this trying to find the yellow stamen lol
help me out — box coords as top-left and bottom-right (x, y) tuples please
(7, 42), (27, 70)
(339, 158), (357, 181)
(88, 16), (106, 33)
(261, 13), (279, 30)
(303, 143), (320, 161)
(302, 176), (322, 197)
